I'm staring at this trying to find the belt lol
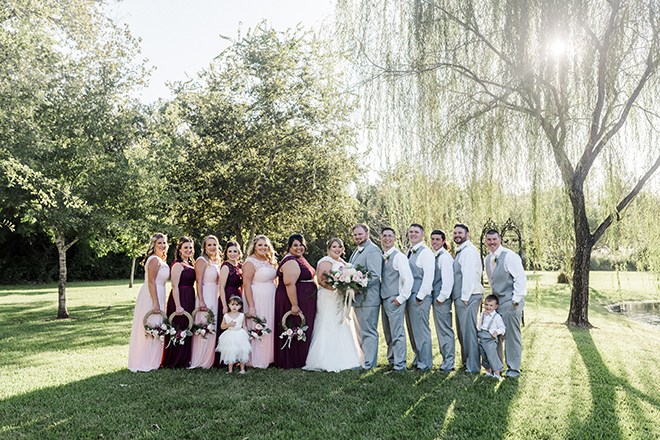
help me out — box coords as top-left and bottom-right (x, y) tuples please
(299, 280), (315, 283)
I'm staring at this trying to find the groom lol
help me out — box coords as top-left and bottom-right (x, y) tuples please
(350, 223), (383, 369)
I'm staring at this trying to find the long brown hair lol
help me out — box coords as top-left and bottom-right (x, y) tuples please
(175, 236), (195, 266)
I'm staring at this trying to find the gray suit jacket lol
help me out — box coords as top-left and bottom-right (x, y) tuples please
(349, 239), (382, 307)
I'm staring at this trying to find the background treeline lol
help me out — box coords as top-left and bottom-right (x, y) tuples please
(2, 1), (660, 322)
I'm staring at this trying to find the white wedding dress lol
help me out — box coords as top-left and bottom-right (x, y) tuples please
(303, 256), (365, 372)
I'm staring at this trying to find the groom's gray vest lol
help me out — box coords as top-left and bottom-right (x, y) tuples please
(486, 250), (514, 304)
(380, 250), (400, 299)
(408, 247), (424, 296)
(350, 239), (381, 307)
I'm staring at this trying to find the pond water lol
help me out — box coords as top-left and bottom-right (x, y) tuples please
(606, 301), (660, 327)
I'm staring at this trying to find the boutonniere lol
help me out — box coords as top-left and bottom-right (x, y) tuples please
(455, 248), (462, 255)
(383, 253), (390, 262)
(357, 246), (365, 254)
(411, 248), (418, 255)
(493, 255), (499, 264)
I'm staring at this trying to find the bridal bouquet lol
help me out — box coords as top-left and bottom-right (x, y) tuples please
(246, 315), (272, 340)
(323, 263), (370, 323)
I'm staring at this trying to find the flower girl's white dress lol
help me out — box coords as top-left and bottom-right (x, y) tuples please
(303, 256), (365, 372)
(216, 313), (251, 364)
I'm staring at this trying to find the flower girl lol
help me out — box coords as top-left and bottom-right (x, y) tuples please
(216, 295), (251, 373)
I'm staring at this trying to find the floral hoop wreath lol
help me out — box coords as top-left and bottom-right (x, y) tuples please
(143, 310), (168, 329)
(191, 308), (216, 339)
(279, 311), (308, 350)
(168, 311), (194, 331)
(143, 310), (173, 341)
(192, 308), (215, 323)
(246, 314), (272, 340)
(281, 310), (306, 329)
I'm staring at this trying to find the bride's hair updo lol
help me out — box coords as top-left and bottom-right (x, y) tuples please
(326, 238), (344, 251)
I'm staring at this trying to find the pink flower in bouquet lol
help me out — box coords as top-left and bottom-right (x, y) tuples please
(255, 324), (263, 330)
(286, 329), (293, 336)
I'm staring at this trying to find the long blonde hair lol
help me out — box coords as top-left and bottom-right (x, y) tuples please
(246, 235), (277, 267)
(141, 233), (168, 266)
(200, 235), (222, 265)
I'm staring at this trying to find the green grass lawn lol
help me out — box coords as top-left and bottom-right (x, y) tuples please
(1, 272), (659, 439)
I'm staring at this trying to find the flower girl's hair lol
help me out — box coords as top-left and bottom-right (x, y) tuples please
(228, 295), (244, 312)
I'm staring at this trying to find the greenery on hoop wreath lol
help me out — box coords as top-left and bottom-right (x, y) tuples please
(279, 311), (308, 350)
(167, 311), (193, 346)
(190, 308), (216, 339)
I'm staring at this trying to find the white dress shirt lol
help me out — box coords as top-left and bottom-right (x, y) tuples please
(485, 245), (527, 304)
(407, 242), (435, 300)
(454, 240), (485, 302)
(383, 247), (414, 304)
(434, 248), (454, 303)
(479, 310), (506, 336)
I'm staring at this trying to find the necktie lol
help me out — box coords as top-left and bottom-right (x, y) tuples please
(407, 249), (412, 259)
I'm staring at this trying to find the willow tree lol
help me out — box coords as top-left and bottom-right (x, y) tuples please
(337, 0), (660, 327)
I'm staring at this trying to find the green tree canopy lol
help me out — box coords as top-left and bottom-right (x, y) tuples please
(170, 23), (362, 252)
(338, 0), (660, 327)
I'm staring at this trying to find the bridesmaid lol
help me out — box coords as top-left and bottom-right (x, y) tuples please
(214, 240), (243, 366)
(128, 233), (170, 372)
(274, 233), (317, 369)
(243, 235), (278, 369)
(161, 236), (196, 368)
(189, 235), (221, 369)
(219, 241), (243, 315)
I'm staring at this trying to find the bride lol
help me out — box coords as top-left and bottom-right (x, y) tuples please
(303, 238), (365, 372)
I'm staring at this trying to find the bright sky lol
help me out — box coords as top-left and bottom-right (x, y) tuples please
(109, 0), (336, 104)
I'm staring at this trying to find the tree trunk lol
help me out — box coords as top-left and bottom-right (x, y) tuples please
(566, 185), (594, 328)
(54, 232), (78, 319)
(129, 256), (136, 288)
(235, 224), (244, 253)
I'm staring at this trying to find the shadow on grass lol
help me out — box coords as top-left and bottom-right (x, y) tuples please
(568, 327), (660, 439)
(0, 365), (521, 440)
(0, 303), (137, 368)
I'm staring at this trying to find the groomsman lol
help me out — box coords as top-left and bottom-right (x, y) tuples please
(484, 229), (527, 377)
(430, 229), (455, 372)
(452, 223), (484, 373)
(379, 227), (413, 371)
(350, 223), (383, 369)
(405, 223), (435, 371)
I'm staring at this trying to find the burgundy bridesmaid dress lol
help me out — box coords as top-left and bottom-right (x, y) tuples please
(161, 260), (196, 368)
(215, 261), (243, 367)
(274, 255), (317, 369)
